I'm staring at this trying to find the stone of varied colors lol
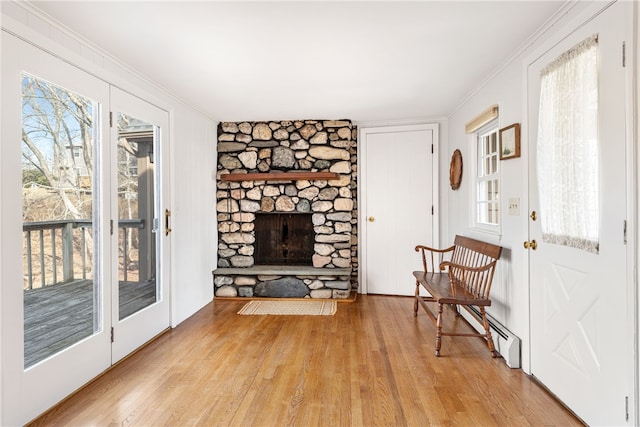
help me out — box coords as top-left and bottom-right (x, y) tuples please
(218, 142), (247, 153)
(236, 134), (252, 143)
(299, 124), (317, 139)
(308, 146), (350, 160)
(216, 285), (237, 297)
(310, 132), (328, 144)
(221, 122), (239, 133)
(238, 122), (252, 134)
(238, 151), (258, 169)
(254, 278), (309, 298)
(215, 119), (359, 298)
(252, 123), (272, 140)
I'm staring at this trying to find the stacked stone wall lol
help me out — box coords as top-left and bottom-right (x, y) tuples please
(215, 119), (358, 298)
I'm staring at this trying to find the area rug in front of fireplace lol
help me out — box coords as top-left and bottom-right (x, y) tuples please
(237, 300), (337, 316)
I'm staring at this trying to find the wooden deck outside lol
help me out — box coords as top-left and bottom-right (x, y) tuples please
(29, 295), (583, 426)
(24, 279), (156, 368)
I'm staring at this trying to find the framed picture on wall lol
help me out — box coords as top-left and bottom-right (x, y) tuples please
(499, 123), (520, 160)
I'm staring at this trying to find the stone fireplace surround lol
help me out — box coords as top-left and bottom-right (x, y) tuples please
(213, 119), (358, 299)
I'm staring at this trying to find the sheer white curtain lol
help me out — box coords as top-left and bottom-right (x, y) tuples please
(537, 34), (599, 254)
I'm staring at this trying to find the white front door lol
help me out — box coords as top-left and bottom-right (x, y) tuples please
(360, 124), (437, 296)
(527, 2), (632, 424)
(110, 88), (171, 362)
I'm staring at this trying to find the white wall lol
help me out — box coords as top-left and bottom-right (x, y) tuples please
(171, 110), (216, 325)
(445, 50), (526, 346)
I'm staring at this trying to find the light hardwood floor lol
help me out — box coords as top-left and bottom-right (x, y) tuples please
(29, 295), (583, 426)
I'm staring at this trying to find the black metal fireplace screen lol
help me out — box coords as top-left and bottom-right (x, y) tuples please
(254, 213), (314, 265)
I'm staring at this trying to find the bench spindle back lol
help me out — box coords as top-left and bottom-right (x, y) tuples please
(447, 235), (501, 300)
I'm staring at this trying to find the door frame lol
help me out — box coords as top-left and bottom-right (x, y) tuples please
(357, 123), (440, 295)
(521, 0), (637, 422)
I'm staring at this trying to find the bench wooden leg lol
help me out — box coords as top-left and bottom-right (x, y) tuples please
(413, 280), (419, 316)
(435, 303), (444, 356)
(480, 306), (497, 358)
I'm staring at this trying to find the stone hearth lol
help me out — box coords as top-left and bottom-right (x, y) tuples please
(214, 119), (358, 299)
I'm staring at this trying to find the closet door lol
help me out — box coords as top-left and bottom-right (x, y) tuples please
(2, 33), (111, 424)
(360, 124), (438, 295)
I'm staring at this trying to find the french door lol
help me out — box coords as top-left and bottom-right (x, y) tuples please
(1, 32), (170, 424)
(6, 33), (113, 422)
(527, 2), (632, 424)
(110, 88), (170, 362)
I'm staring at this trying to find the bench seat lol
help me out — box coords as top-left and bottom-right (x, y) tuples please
(412, 271), (492, 306)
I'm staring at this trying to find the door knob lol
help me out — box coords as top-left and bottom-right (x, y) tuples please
(523, 240), (537, 250)
(530, 211), (537, 221)
(368, 216), (375, 222)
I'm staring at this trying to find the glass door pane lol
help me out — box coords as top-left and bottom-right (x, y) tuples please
(116, 114), (158, 320)
(22, 75), (100, 368)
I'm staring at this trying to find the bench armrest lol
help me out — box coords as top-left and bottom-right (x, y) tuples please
(415, 244), (455, 273)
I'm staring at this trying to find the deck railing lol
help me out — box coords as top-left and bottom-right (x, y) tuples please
(23, 219), (145, 290)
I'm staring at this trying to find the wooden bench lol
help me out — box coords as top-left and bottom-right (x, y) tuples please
(413, 235), (502, 357)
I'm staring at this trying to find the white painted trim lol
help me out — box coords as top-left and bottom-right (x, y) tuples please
(358, 123), (439, 295)
(354, 117), (447, 129)
(520, 48), (533, 376)
(629, 1), (639, 422)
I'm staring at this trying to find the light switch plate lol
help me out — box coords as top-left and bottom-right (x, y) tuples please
(508, 198), (520, 216)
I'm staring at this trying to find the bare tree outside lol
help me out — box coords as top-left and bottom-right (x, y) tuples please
(22, 76), (94, 221)
(21, 75), (154, 290)
(22, 75), (96, 289)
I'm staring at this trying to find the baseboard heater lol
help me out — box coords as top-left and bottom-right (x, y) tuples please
(459, 306), (521, 368)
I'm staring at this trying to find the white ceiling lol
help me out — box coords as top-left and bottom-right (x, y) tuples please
(30, 1), (567, 123)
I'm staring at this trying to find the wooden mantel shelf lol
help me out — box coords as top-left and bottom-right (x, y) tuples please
(220, 171), (339, 182)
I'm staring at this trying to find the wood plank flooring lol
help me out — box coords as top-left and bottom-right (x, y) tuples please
(29, 295), (583, 426)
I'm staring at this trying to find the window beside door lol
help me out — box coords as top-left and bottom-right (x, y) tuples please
(471, 122), (500, 232)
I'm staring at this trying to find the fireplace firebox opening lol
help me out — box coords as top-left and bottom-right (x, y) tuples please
(254, 213), (314, 266)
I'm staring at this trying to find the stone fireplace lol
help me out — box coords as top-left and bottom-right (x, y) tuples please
(213, 119), (358, 299)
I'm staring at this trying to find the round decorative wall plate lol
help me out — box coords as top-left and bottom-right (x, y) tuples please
(449, 149), (463, 190)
